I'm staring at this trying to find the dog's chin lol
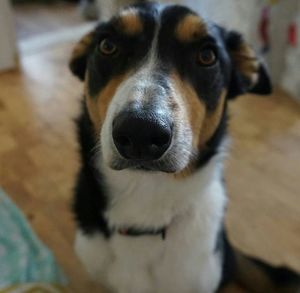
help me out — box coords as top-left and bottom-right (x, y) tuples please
(109, 157), (180, 173)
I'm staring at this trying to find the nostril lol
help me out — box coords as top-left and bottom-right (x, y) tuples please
(151, 132), (171, 147)
(115, 135), (132, 147)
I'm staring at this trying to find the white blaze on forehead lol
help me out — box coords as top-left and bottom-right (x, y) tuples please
(105, 6), (164, 112)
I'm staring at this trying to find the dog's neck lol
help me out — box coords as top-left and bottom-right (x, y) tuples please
(99, 150), (227, 231)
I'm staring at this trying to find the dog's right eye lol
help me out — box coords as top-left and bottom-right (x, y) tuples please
(99, 38), (118, 56)
(198, 47), (217, 66)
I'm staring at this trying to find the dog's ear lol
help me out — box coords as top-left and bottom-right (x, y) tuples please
(226, 31), (272, 99)
(69, 31), (95, 81)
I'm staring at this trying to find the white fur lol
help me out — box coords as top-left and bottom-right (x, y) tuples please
(75, 153), (227, 293)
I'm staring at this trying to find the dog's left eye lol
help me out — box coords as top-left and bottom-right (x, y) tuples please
(99, 38), (118, 56)
(198, 48), (217, 66)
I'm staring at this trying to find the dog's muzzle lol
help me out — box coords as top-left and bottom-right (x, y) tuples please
(112, 110), (172, 163)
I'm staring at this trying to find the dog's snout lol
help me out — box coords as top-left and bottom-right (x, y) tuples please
(113, 111), (172, 161)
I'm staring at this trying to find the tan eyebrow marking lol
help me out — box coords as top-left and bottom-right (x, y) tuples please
(116, 8), (143, 36)
(85, 73), (128, 133)
(175, 14), (208, 42)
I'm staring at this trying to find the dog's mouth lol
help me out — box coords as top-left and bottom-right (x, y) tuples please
(110, 157), (178, 173)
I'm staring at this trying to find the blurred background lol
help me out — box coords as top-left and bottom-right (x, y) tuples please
(0, 0), (299, 292)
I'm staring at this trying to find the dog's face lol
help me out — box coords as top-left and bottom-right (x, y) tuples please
(70, 2), (271, 176)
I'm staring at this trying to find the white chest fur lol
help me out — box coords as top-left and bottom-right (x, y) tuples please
(75, 156), (227, 293)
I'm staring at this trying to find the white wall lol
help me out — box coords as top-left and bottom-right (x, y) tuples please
(0, 0), (18, 71)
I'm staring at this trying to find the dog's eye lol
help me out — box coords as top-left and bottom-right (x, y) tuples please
(198, 48), (217, 66)
(99, 38), (118, 56)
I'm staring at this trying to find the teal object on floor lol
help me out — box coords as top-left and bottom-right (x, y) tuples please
(0, 188), (67, 288)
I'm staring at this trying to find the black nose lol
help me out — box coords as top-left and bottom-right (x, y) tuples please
(112, 111), (172, 161)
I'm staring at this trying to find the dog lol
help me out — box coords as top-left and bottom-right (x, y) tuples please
(70, 2), (300, 292)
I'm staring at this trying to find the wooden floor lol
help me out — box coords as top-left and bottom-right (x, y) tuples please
(0, 4), (299, 293)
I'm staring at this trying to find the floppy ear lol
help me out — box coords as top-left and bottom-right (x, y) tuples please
(69, 31), (95, 81)
(226, 31), (272, 99)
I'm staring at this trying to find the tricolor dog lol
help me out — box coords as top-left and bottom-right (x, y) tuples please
(70, 2), (300, 292)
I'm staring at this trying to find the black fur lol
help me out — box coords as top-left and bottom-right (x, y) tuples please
(250, 63), (272, 95)
(69, 34), (96, 81)
(196, 104), (229, 168)
(216, 229), (237, 290)
(225, 30), (272, 98)
(252, 258), (300, 287)
(216, 231), (300, 291)
(73, 103), (110, 237)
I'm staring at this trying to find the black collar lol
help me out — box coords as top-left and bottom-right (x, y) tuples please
(117, 227), (167, 240)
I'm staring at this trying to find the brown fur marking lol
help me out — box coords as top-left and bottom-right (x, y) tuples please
(171, 73), (206, 149)
(176, 14), (207, 42)
(116, 9), (143, 36)
(198, 91), (226, 147)
(171, 73), (226, 179)
(85, 74), (127, 133)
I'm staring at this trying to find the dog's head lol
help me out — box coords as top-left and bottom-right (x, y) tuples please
(70, 2), (271, 176)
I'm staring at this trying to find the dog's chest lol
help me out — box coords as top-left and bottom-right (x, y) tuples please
(76, 186), (225, 293)
(106, 194), (225, 293)
(103, 159), (225, 229)
(76, 161), (226, 293)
